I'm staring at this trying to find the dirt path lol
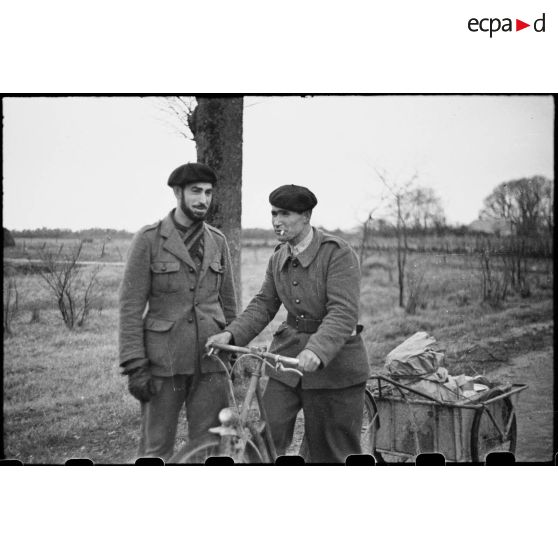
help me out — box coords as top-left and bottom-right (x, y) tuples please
(489, 349), (554, 462)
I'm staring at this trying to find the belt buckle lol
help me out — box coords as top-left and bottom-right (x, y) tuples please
(295, 316), (301, 330)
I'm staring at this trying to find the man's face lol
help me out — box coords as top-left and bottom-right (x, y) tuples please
(176, 182), (213, 222)
(271, 205), (310, 243)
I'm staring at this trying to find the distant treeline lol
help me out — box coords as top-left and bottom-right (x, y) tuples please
(11, 228), (134, 239)
(242, 224), (498, 244)
(8, 225), (552, 258)
(12, 224), (508, 241)
(242, 225), (553, 258)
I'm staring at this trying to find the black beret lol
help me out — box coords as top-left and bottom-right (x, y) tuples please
(268, 184), (318, 212)
(167, 162), (217, 188)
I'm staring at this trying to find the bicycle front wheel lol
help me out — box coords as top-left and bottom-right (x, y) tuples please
(168, 440), (220, 464)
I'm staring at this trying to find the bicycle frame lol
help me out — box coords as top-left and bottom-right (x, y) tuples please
(205, 342), (301, 463)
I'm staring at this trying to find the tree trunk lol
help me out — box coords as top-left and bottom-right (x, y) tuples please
(396, 195), (406, 308)
(190, 96), (243, 303)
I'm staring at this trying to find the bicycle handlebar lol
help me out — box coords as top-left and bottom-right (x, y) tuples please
(208, 342), (300, 368)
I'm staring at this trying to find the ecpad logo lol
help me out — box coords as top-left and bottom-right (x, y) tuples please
(468, 13), (546, 37)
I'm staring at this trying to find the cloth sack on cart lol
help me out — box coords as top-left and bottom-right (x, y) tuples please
(384, 332), (489, 402)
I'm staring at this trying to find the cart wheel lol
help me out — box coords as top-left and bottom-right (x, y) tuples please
(470, 389), (517, 463)
(362, 389), (385, 464)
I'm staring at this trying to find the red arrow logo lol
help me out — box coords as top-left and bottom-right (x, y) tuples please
(516, 19), (530, 31)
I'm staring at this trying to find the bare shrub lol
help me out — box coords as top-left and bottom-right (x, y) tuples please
(405, 268), (429, 314)
(478, 246), (508, 308)
(451, 290), (470, 307)
(3, 277), (19, 335)
(75, 267), (102, 327)
(362, 259), (394, 283)
(29, 307), (41, 324)
(35, 241), (101, 329)
(500, 236), (531, 298)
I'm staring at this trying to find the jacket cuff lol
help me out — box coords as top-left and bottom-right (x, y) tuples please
(303, 341), (331, 368)
(225, 323), (252, 348)
(121, 357), (149, 374)
(223, 329), (235, 345)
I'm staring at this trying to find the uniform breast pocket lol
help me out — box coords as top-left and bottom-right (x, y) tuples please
(151, 261), (182, 293)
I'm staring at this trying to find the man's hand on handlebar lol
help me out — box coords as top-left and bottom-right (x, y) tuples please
(204, 336), (317, 374)
(206, 331), (233, 354)
(296, 349), (321, 373)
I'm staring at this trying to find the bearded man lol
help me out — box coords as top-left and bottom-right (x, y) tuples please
(118, 162), (237, 461)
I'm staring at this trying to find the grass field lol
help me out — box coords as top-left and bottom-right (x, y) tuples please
(3, 237), (554, 463)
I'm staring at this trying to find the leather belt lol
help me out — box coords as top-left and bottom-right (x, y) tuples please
(287, 315), (364, 336)
(287, 314), (322, 333)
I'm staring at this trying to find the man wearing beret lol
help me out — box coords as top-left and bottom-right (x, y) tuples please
(118, 162), (238, 461)
(207, 185), (370, 463)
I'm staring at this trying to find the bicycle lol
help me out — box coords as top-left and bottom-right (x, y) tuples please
(168, 342), (300, 463)
(168, 342), (380, 464)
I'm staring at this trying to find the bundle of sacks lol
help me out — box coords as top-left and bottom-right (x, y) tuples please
(384, 332), (491, 403)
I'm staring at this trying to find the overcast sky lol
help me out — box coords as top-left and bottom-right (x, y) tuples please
(2, 95), (554, 232)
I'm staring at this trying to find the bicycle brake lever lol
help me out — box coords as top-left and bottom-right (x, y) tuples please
(277, 363), (303, 377)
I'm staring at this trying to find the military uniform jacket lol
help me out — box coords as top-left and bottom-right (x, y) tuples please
(226, 228), (370, 389)
(118, 212), (238, 376)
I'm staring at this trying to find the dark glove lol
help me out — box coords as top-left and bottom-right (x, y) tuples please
(127, 365), (157, 403)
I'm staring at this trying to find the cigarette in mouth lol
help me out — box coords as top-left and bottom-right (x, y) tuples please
(279, 230), (285, 237)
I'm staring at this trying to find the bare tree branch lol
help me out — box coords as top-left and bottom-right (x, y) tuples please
(150, 96), (197, 141)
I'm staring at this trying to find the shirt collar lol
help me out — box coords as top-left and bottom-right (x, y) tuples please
(278, 227), (322, 270)
(289, 227), (314, 257)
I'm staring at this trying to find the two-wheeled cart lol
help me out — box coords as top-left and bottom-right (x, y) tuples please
(366, 375), (528, 463)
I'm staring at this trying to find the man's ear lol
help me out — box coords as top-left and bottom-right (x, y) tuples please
(303, 210), (312, 223)
(172, 186), (182, 201)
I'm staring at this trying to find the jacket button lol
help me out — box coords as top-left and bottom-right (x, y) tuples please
(161, 264), (167, 271)
(188, 318), (193, 323)
(295, 299), (301, 304)
(189, 286), (195, 291)
(189, 268), (195, 273)
(292, 262), (298, 268)
(292, 280), (298, 286)
(300, 314), (305, 318)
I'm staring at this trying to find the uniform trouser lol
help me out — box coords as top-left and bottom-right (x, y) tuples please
(263, 378), (366, 464)
(138, 372), (229, 461)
